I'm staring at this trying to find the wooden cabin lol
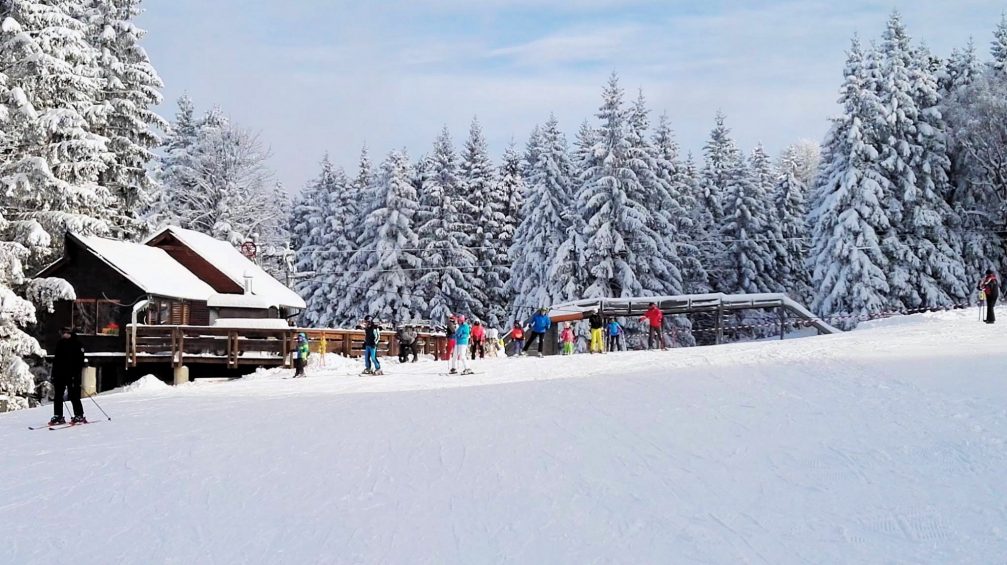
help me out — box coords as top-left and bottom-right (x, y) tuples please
(37, 227), (307, 390)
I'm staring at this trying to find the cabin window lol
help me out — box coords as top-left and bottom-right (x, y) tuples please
(71, 300), (122, 336)
(145, 299), (190, 325)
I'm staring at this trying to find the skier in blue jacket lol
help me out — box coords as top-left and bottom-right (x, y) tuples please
(451, 316), (473, 375)
(606, 319), (623, 352)
(522, 308), (552, 356)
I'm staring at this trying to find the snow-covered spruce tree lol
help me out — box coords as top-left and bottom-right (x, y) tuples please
(497, 144), (524, 260)
(291, 156), (336, 326)
(809, 38), (892, 328)
(578, 75), (671, 301)
(149, 95), (198, 228)
(508, 115), (573, 319)
(647, 112), (699, 344)
(550, 121), (595, 304)
(492, 143), (525, 317)
(940, 39), (981, 95)
(335, 151), (423, 324)
(0, 212), (46, 411)
(315, 167), (357, 327)
(906, 41), (969, 306)
(86, 0), (166, 236)
(0, 0), (114, 268)
(626, 90), (686, 299)
(720, 148), (780, 297)
(873, 14), (965, 309)
(991, 12), (1007, 75)
(678, 154), (712, 294)
(522, 125), (542, 182)
(748, 144), (791, 292)
(416, 128), (478, 323)
(773, 152), (812, 303)
(697, 112), (740, 291)
(458, 118), (498, 324)
(776, 141), (821, 192)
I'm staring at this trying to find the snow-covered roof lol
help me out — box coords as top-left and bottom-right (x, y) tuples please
(211, 318), (292, 329)
(206, 293), (273, 309)
(549, 293), (841, 335)
(75, 234), (216, 301)
(150, 227), (306, 310)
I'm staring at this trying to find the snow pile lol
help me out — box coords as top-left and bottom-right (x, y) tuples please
(117, 374), (170, 394)
(1, 310), (1006, 563)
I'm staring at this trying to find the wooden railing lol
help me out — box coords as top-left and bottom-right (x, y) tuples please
(127, 325), (449, 369)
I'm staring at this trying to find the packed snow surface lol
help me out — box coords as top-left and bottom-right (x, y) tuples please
(3, 309), (1006, 564)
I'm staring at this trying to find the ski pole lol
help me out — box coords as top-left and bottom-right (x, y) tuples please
(87, 394), (112, 421)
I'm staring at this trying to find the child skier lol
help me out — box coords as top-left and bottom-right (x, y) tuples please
(509, 322), (525, 356)
(560, 323), (575, 355)
(588, 310), (604, 353)
(978, 269), (999, 324)
(293, 332), (310, 377)
(451, 316), (473, 375)
(607, 319), (623, 352)
(362, 316), (383, 375)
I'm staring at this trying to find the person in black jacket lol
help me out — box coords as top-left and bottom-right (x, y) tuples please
(50, 327), (86, 425)
(978, 269), (999, 324)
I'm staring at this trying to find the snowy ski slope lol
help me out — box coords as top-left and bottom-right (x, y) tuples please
(2, 309), (1006, 564)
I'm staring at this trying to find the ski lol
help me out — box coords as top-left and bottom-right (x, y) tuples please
(49, 420), (98, 431)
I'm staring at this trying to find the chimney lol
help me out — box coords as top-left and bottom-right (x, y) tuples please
(243, 271), (254, 295)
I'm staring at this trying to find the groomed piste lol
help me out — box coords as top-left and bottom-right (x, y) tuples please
(2, 309), (1005, 564)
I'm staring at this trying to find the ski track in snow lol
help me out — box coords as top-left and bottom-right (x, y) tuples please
(3, 309), (1007, 564)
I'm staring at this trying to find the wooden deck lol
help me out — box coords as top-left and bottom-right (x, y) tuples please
(127, 325), (450, 369)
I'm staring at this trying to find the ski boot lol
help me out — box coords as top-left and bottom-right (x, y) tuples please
(374, 369), (384, 376)
(461, 369), (474, 376)
(71, 415), (88, 424)
(48, 415), (66, 426)
(449, 368), (458, 375)
(361, 369), (373, 376)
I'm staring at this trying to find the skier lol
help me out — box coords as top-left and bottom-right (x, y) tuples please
(978, 269), (999, 324)
(639, 303), (666, 350)
(522, 308), (552, 356)
(607, 319), (623, 352)
(444, 315), (458, 361)
(451, 315), (473, 375)
(362, 316), (383, 375)
(509, 322), (525, 356)
(470, 320), (486, 360)
(485, 326), (500, 357)
(397, 324), (419, 363)
(560, 323), (575, 355)
(588, 310), (604, 353)
(293, 332), (309, 377)
(49, 327), (86, 425)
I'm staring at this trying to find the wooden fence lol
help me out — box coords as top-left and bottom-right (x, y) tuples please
(127, 325), (449, 369)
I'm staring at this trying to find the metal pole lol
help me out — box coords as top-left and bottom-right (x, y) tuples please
(715, 302), (723, 345)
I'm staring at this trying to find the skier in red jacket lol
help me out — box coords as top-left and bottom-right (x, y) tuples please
(470, 320), (487, 359)
(639, 303), (666, 350)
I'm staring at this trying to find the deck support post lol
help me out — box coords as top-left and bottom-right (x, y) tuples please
(173, 365), (189, 386)
(82, 367), (97, 396)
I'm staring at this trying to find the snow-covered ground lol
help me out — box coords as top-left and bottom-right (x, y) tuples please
(3, 309), (1006, 564)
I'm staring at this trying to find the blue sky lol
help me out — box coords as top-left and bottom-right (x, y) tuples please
(137, 1), (1006, 192)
